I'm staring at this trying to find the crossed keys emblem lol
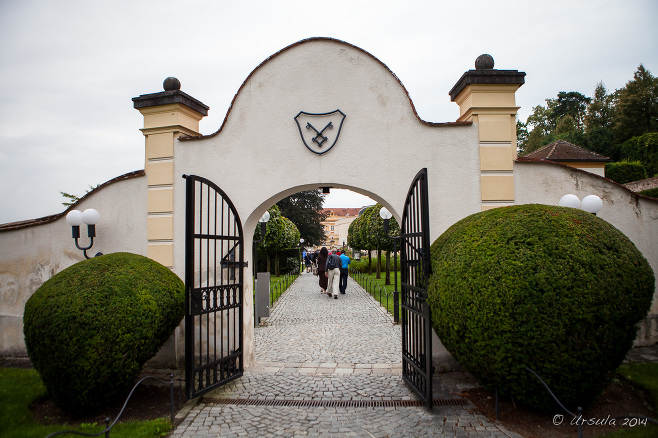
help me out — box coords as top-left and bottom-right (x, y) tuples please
(294, 110), (346, 155)
(306, 121), (333, 147)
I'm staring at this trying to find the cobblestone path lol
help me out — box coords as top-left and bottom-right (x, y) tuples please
(170, 272), (521, 437)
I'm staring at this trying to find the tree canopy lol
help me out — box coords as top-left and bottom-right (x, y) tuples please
(253, 205), (300, 254)
(347, 204), (400, 252)
(517, 64), (658, 181)
(276, 190), (326, 247)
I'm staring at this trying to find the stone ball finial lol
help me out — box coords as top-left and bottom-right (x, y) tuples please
(163, 77), (181, 91)
(475, 54), (494, 70)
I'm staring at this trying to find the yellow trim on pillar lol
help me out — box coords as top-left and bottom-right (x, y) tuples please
(148, 188), (174, 213)
(146, 161), (174, 186)
(454, 84), (521, 116)
(481, 174), (514, 201)
(146, 133), (175, 160)
(477, 114), (513, 142)
(138, 103), (205, 133)
(480, 145), (516, 171)
(147, 216), (174, 240)
(147, 243), (174, 268)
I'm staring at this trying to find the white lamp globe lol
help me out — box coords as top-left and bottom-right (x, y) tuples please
(581, 195), (603, 214)
(66, 210), (84, 226)
(259, 211), (270, 223)
(379, 207), (393, 220)
(559, 194), (581, 209)
(81, 208), (100, 225)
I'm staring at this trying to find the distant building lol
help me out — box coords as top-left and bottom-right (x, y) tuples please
(320, 208), (362, 249)
(521, 140), (611, 177)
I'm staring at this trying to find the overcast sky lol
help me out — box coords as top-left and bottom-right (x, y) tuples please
(0, 0), (656, 224)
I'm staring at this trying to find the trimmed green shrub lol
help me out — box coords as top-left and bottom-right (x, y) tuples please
(23, 252), (184, 414)
(428, 205), (654, 412)
(350, 254), (400, 273)
(622, 133), (658, 177)
(639, 187), (658, 198)
(605, 161), (647, 184)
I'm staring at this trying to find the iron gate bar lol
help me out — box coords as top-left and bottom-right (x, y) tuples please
(400, 168), (433, 411)
(200, 397), (468, 408)
(193, 235), (241, 242)
(184, 174), (244, 400)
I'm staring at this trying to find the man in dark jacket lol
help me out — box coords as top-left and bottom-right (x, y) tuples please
(325, 249), (342, 299)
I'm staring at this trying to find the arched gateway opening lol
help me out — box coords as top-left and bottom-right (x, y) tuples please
(131, 37), (526, 406)
(183, 169), (433, 407)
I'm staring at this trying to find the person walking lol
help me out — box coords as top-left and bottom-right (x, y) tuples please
(304, 251), (312, 273)
(338, 250), (351, 294)
(311, 249), (319, 275)
(317, 247), (328, 294)
(325, 249), (342, 299)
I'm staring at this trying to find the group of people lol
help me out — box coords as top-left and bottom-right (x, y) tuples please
(303, 247), (351, 299)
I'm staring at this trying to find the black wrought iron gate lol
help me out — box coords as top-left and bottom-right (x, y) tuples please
(184, 175), (244, 399)
(400, 168), (433, 410)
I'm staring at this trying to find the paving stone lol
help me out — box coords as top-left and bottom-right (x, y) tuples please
(171, 273), (520, 437)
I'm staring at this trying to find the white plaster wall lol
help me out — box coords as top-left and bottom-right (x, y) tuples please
(577, 166), (605, 177)
(172, 39), (481, 275)
(335, 216), (358, 248)
(171, 39), (481, 364)
(0, 174), (148, 356)
(515, 160), (658, 345)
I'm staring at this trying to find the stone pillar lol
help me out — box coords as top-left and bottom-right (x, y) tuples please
(449, 55), (525, 210)
(133, 78), (209, 267)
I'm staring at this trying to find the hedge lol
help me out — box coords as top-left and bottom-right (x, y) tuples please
(23, 253), (184, 414)
(428, 204), (654, 412)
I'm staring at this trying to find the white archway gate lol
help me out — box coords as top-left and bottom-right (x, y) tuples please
(133, 37), (530, 394)
(0, 37), (655, 371)
(183, 168), (436, 405)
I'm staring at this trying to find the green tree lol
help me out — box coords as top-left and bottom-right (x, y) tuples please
(526, 100), (557, 137)
(621, 132), (658, 177)
(524, 128), (546, 154)
(585, 125), (618, 160)
(614, 65), (658, 142)
(520, 66), (657, 164)
(60, 185), (100, 207)
(276, 190), (327, 246)
(253, 205), (301, 275)
(555, 115), (577, 135)
(347, 215), (364, 251)
(347, 212), (374, 274)
(585, 82), (614, 131)
(551, 91), (591, 131)
(516, 118), (529, 155)
(521, 100), (558, 155)
(358, 204), (400, 283)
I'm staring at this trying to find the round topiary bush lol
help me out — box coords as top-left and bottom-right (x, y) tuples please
(428, 204), (654, 412)
(23, 252), (184, 414)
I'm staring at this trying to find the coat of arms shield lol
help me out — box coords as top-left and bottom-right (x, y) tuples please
(294, 110), (346, 155)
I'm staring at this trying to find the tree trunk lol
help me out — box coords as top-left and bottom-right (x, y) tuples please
(385, 250), (391, 285)
(375, 248), (381, 279)
(275, 252), (280, 276)
(266, 253), (271, 274)
(367, 249), (373, 274)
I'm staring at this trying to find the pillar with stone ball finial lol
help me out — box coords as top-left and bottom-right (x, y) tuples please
(133, 78), (209, 267)
(449, 55), (525, 210)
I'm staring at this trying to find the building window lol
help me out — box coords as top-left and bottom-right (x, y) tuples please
(331, 225), (334, 231)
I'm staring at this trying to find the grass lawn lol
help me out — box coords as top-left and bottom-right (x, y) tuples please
(350, 270), (401, 317)
(604, 363), (658, 437)
(253, 271), (300, 313)
(0, 368), (171, 438)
